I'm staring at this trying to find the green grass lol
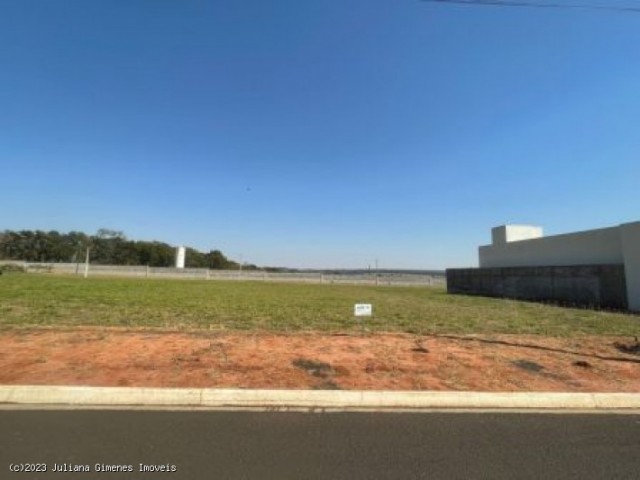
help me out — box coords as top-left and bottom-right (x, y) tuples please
(0, 274), (638, 336)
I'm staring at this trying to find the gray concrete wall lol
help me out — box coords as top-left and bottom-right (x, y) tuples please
(621, 222), (640, 311)
(479, 226), (623, 268)
(446, 265), (628, 310)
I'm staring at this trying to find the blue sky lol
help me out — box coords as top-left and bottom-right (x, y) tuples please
(2, 0), (639, 269)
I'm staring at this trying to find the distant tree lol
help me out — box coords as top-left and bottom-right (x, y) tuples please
(207, 249), (240, 270)
(185, 247), (208, 268)
(0, 229), (246, 270)
(131, 241), (171, 267)
(96, 229), (126, 240)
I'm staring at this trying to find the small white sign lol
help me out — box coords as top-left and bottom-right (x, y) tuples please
(354, 303), (372, 317)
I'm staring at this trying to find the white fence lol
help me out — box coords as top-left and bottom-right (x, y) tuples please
(4, 261), (446, 287)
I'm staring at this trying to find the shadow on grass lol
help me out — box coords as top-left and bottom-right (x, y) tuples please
(429, 334), (640, 365)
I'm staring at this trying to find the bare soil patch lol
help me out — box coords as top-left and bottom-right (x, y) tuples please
(1, 328), (639, 391)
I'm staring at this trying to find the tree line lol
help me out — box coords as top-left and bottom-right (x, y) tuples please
(0, 229), (256, 270)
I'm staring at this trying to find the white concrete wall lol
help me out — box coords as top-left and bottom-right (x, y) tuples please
(479, 226), (623, 269)
(620, 222), (640, 312)
(492, 225), (543, 244)
(20, 262), (446, 286)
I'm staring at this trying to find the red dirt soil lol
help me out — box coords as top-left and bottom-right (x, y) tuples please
(1, 328), (639, 391)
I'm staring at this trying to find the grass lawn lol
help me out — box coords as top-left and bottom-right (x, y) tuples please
(0, 274), (638, 336)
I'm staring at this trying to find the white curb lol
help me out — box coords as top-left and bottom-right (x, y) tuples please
(1, 386), (640, 411)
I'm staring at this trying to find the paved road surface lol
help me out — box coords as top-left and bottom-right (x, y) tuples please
(1, 410), (639, 479)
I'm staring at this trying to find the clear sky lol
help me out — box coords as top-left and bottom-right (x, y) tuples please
(2, 0), (639, 269)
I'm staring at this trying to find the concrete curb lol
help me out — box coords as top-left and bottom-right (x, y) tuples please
(2, 386), (640, 410)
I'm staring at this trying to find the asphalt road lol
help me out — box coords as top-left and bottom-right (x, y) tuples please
(1, 409), (639, 479)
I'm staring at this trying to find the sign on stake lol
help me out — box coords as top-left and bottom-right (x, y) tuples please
(354, 303), (372, 334)
(354, 304), (372, 317)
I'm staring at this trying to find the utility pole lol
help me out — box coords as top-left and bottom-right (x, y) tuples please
(375, 258), (379, 287)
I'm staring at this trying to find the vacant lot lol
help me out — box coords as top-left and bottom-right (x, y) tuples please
(1, 329), (639, 391)
(0, 274), (638, 336)
(2, 274), (639, 391)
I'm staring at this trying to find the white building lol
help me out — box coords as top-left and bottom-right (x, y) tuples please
(478, 222), (640, 311)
